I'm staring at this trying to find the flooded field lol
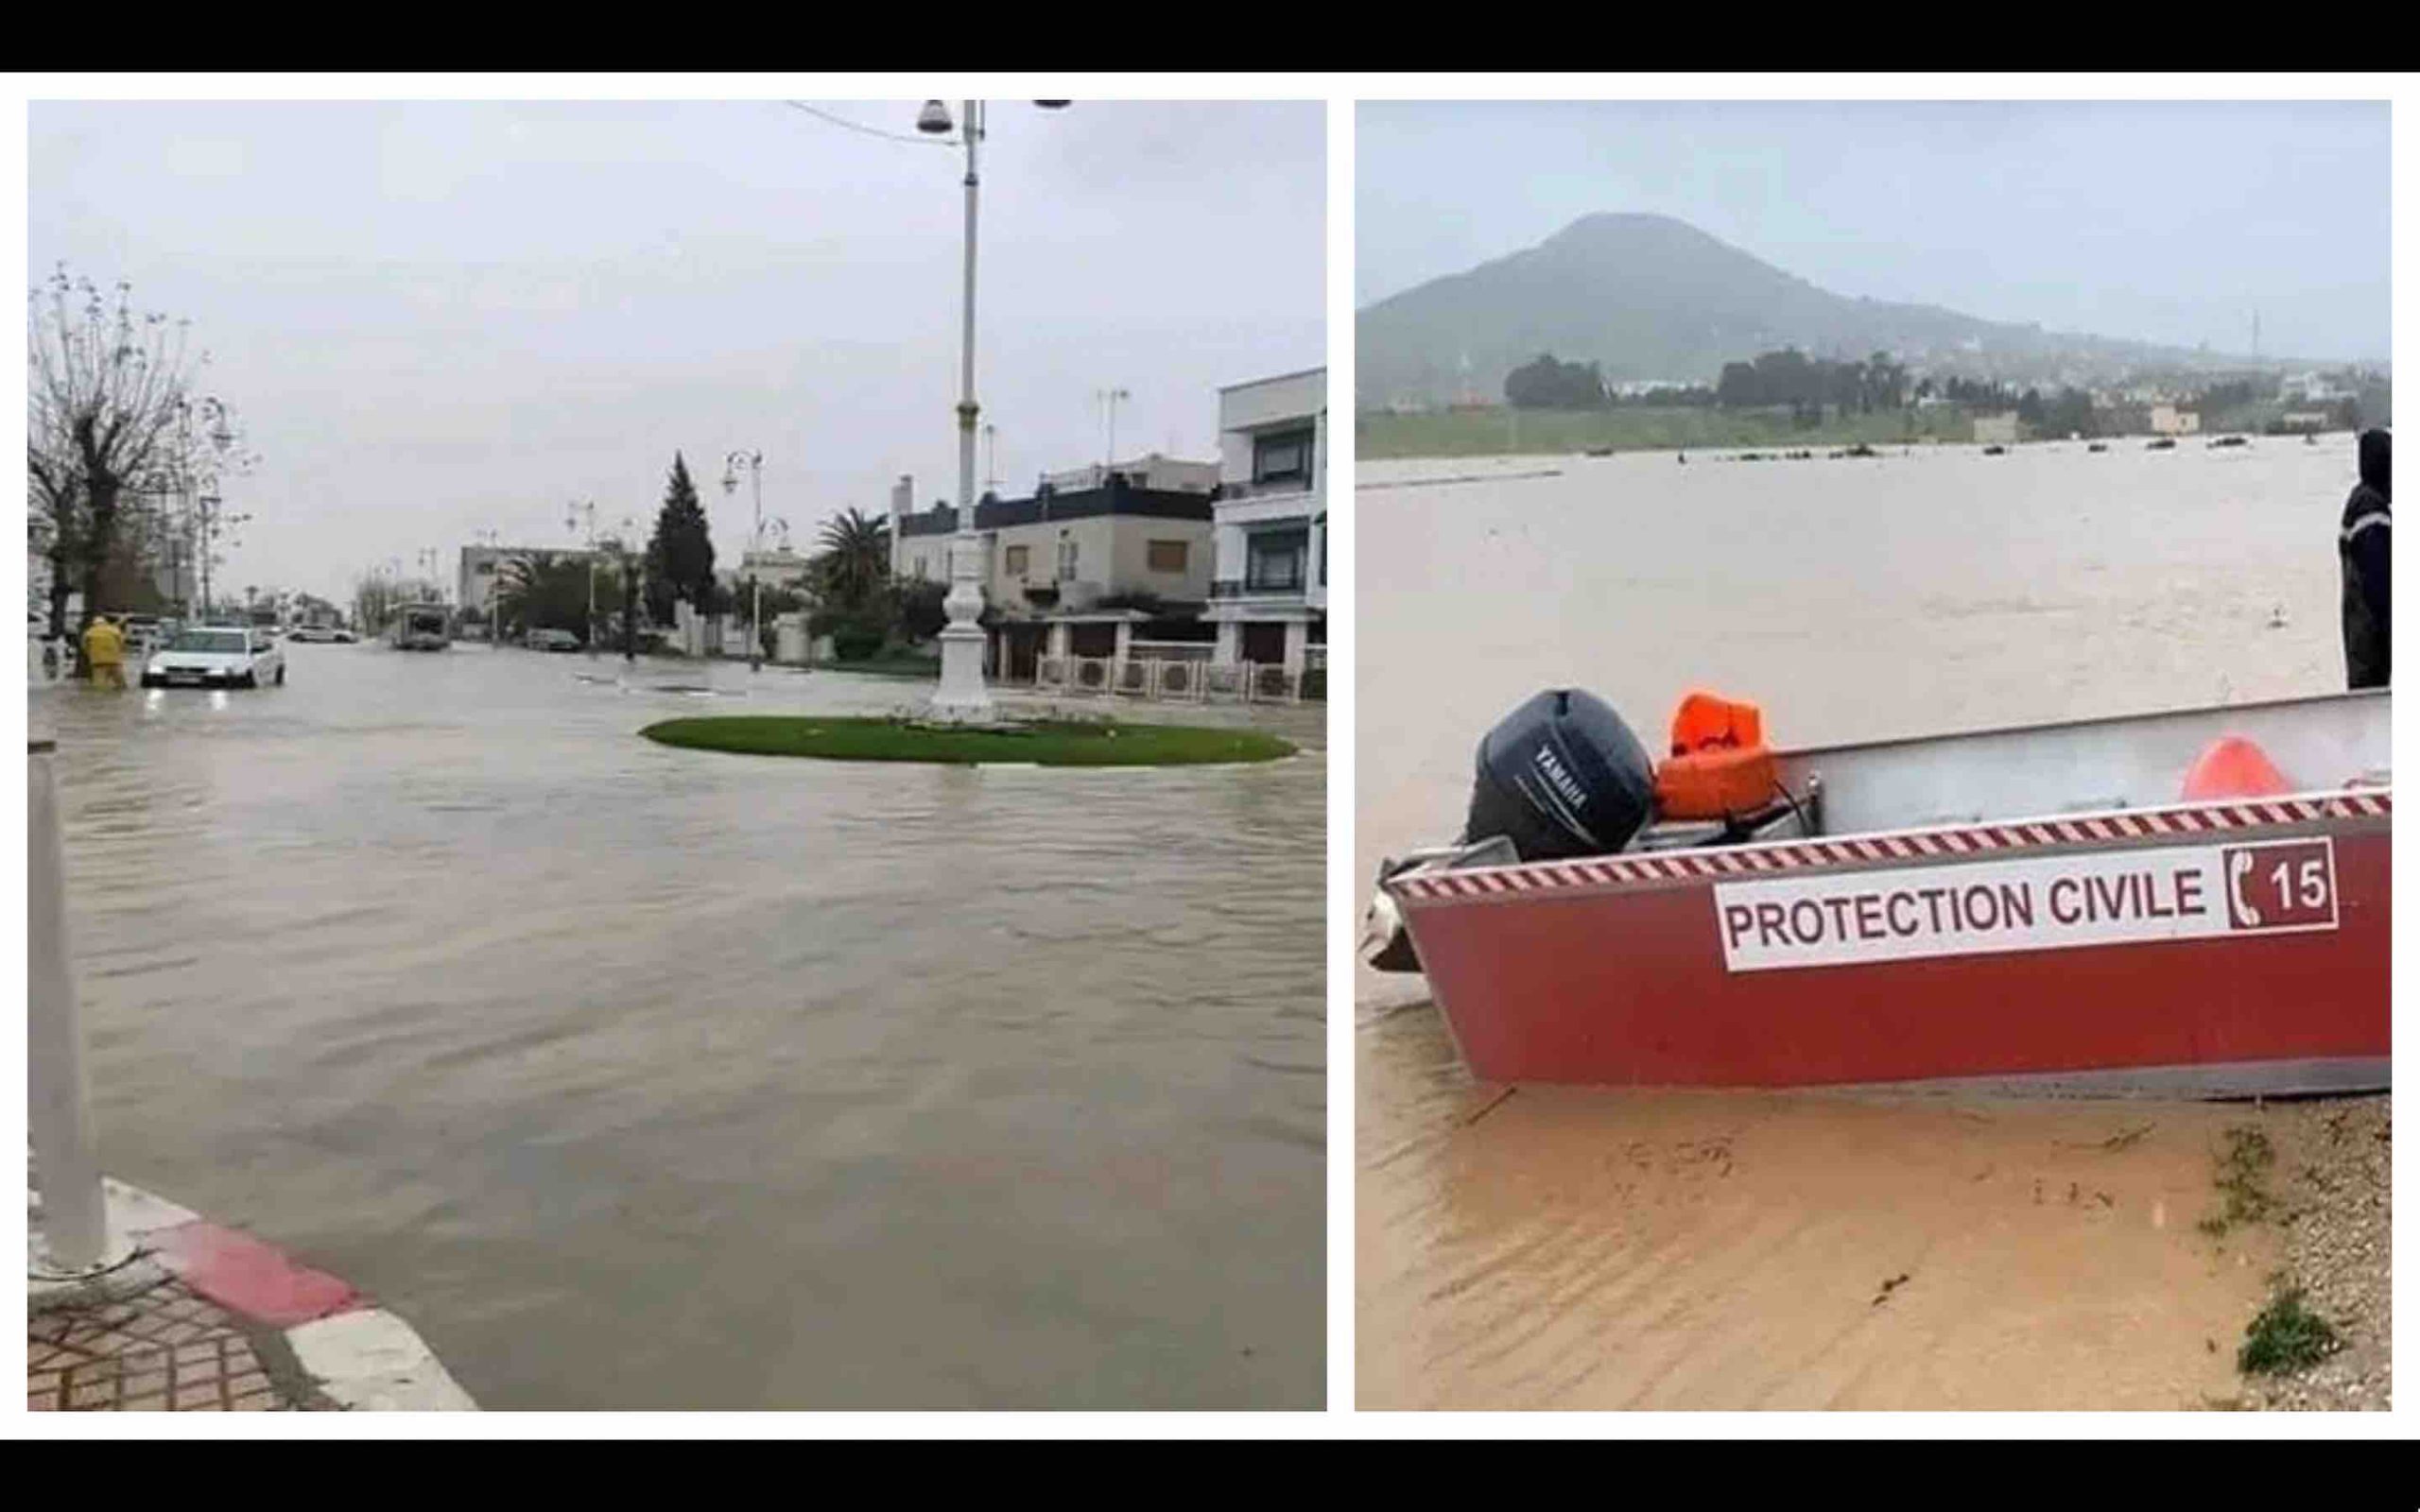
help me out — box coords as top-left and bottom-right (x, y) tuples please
(1357, 436), (2377, 1410)
(40, 646), (1323, 1409)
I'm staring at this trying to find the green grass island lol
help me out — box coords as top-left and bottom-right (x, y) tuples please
(639, 714), (1297, 767)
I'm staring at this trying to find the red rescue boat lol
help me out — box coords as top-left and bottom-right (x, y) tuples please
(1370, 689), (2389, 1098)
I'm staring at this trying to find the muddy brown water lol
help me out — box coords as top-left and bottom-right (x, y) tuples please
(39, 647), (1323, 1409)
(1358, 438), (2369, 1410)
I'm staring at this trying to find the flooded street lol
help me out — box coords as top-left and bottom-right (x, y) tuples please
(42, 646), (1324, 1409)
(1358, 438), (2373, 1409)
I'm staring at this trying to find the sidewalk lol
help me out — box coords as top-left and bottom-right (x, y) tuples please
(31, 1263), (331, 1411)
(28, 1171), (475, 1413)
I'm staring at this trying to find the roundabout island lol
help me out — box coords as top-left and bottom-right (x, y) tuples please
(638, 714), (1296, 767)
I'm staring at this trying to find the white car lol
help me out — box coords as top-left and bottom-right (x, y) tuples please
(141, 626), (287, 689)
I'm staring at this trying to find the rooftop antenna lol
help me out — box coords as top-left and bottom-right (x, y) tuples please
(1097, 387), (1131, 477)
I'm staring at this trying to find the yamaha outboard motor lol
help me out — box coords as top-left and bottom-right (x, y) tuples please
(1462, 688), (1655, 861)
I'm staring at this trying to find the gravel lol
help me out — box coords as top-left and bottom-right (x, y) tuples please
(2233, 1094), (2390, 1411)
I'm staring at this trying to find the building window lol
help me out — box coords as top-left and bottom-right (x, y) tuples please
(1005, 544), (1029, 576)
(1146, 540), (1188, 574)
(1246, 528), (1307, 593)
(1253, 427), (1314, 487)
(1057, 536), (1079, 581)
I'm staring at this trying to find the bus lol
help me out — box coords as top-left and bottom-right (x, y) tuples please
(389, 603), (452, 651)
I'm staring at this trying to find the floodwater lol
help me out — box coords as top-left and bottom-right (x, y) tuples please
(1358, 436), (2369, 1409)
(39, 647), (1324, 1409)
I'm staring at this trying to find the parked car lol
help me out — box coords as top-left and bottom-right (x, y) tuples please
(140, 626), (286, 689)
(112, 614), (165, 662)
(285, 625), (345, 643)
(527, 627), (581, 652)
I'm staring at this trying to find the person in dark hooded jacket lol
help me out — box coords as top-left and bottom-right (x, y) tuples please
(2341, 428), (2390, 688)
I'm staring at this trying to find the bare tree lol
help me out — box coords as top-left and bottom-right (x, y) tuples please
(26, 266), (206, 636)
(352, 571), (398, 637)
(25, 454), (81, 640)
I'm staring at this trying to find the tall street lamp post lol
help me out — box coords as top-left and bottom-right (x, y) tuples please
(614, 516), (642, 666)
(721, 451), (764, 671)
(567, 500), (599, 654)
(180, 397), (235, 621)
(475, 530), (503, 644)
(917, 97), (1069, 718)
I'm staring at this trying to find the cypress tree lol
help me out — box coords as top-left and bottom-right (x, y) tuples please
(645, 453), (716, 623)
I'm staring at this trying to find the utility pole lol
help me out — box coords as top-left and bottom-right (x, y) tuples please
(28, 715), (122, 1278)
(723, 452), (764, 671)
(621, 528), (640, 666)
(1098, 387), (1131, 480)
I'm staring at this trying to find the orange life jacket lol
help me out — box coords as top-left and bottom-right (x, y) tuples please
(2179, 736), (2292, 800)
(1652, 691), (1779, 820)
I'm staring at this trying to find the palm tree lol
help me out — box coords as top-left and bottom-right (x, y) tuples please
(494, 551), (594, 639)
(812, 507), (890, 613)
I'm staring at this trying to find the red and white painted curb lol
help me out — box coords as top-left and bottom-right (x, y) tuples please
(1391, 789), (2392, 903)
(76, 1178), (476, 1411)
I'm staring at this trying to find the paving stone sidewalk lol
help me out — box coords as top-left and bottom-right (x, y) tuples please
(29, 1163), (471, 1413)
(30, 1261), (336, 1412)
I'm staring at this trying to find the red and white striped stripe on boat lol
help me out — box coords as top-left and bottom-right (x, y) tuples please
(1390, 788), (2392, 903)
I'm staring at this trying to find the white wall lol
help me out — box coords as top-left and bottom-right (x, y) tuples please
(1218, 369), (1326, 488)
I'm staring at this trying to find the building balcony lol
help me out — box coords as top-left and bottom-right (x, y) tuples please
(994, 576), (1111, 614)
(1218, 476), (1321, 504)
(1212, 484), (1322, 527)
(1206, 577), (1322, 619)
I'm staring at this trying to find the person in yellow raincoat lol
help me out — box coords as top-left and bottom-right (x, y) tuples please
(81, 615), (128, 691)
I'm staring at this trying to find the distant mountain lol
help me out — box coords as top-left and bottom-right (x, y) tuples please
(1357, 214), (2255, 409)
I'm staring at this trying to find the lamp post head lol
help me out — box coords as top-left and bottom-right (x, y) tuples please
(917, 100), (954, 134)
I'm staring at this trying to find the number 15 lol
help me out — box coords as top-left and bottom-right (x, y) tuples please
(2270, 856), (2328, 909)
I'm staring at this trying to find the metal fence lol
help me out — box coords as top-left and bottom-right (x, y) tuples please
(1029, 655), (1322, 704)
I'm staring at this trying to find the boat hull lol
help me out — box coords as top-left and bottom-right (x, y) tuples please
(1390, 792), (2389, 1096)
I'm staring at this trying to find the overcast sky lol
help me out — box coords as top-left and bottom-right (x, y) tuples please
(1359, 100), (2388, 363)
(30, 99), (1323, 604)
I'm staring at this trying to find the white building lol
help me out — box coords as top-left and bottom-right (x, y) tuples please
(1204, 367), (1325, 674)
(1607, 378), (1699, 399)
(458, 544), (612, 629)
(891, 470), (1218, 681)
(2278, 371), (2352, 405)
(723, 546), (817, 594)
(2149, 404), (2203, 437)
(891, 479), (1214, 611)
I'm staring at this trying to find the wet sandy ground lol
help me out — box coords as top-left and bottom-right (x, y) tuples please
(1357, 1005), (2328, 1411)
(2234, 1096), (2391, 1410)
